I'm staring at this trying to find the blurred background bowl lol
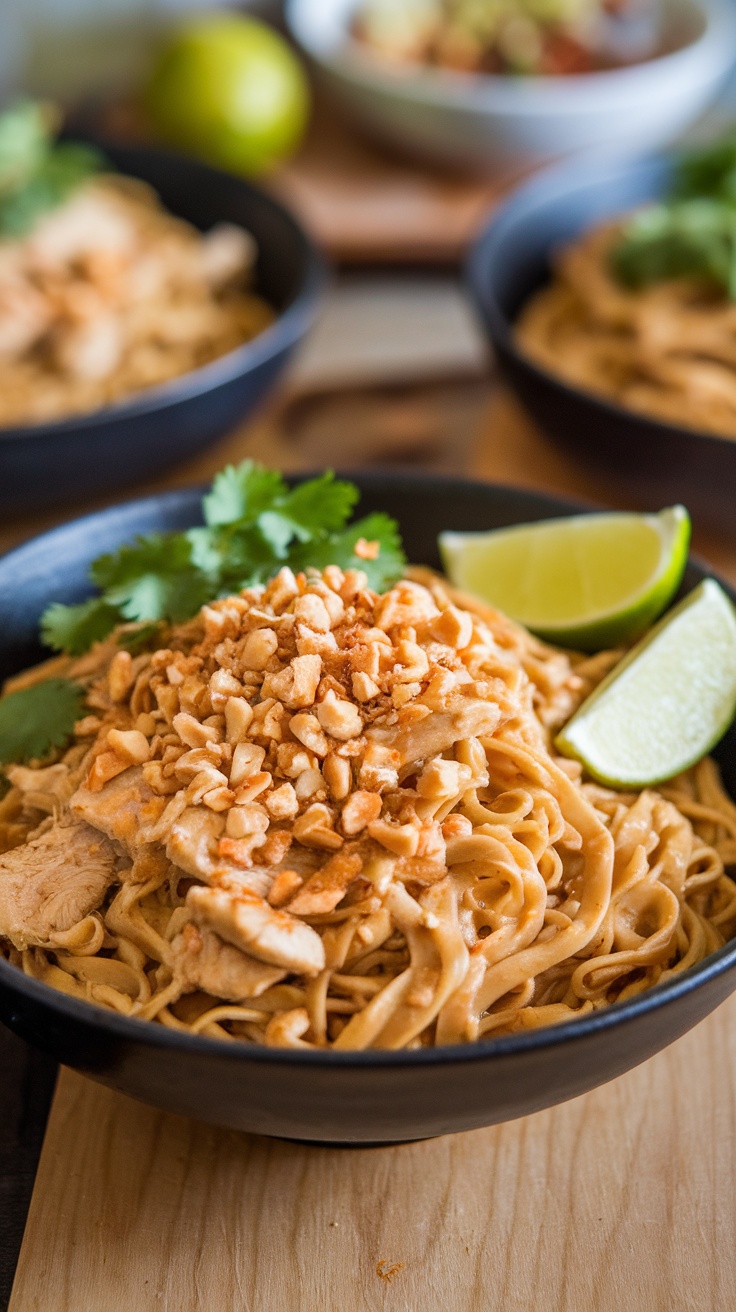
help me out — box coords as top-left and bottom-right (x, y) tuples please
(0, 140), (325, 517)
(287, 0), (736, 174)
(466, 148), (736, 530)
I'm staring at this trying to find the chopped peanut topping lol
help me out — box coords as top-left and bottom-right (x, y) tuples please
(341, 789), (382, 836)
(289, 712), (329, 758)
(267, 870), (304, 908)
(71, 567), (521, 976)
(107, 650), (135, 702)
(315, 690), (363, 741)
(107, 728), (151, 766)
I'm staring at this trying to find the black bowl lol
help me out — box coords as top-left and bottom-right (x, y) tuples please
(2, 471), (736, 1145)
(0, 143), (325, 517)
(467, 151), (736, 532)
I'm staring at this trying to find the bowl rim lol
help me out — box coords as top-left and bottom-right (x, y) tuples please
(2, 470), (736, 1069)
(0, 142), (327, 447)
(287, 0), (736, 111)
(466, 145), (736, 459)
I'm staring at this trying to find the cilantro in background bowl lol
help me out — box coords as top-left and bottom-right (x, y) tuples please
(611, 133), (736, 299)
(0, 101), (106, 239)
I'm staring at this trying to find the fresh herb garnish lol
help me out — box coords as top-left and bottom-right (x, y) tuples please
(0, 678), (85, 766)
(41, 463), (407, 655)
(0, 101), (105, 239)
(611, 134), (736, 299)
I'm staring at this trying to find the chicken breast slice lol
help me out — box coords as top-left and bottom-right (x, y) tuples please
(72, 766), (168, 856)
(368, 697), (501, 768)
(166, 806), (271, 897)
(170, 922), (285, 1002)
(187, 884), (325, 977)
(0, 817), (120, 949)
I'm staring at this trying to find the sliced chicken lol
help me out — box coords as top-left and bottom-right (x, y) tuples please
(166, 807), (271, 897)
(0, 817), (120, 949)
(5, 762), (77, 822)
(72, 766), (167, 856)
(368, 697), (501, 768)
(170, 922), (285, 1002)
(166, 806), (225, 880)
(187, 884), (325, 977)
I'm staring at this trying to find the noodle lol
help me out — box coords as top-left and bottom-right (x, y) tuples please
(516, 220), (736, 438)
(1, 563), (735, 1050)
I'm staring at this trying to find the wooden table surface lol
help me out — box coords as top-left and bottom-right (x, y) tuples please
(6, 385), (736, 1312)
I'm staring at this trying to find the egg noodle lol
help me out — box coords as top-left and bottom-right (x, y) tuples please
(1, 564), (735, 1050)
(517, 221), (736, 440)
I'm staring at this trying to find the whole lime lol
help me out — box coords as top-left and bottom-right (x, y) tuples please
(144, 14), (310, 176)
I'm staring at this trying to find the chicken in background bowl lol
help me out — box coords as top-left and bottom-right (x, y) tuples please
(516, 131), (736, 439)
(0, 102), (274, 428)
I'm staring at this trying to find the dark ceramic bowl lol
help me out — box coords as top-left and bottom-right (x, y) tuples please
(2, 471), (736, 1145)
(0, 143), (325, 517)
(467, 151), (736, 532)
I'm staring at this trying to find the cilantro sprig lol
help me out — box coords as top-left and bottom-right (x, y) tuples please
(0, 101), (105, 239)
(0, 679), (86, 766)
(41, 463), (406, 656)
(611, 134), (736, 299)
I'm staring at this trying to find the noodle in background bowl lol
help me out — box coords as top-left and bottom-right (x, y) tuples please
(466, 150), (736, 534)
(0, 141), (325, 517)
(2, 471), (736, 1145)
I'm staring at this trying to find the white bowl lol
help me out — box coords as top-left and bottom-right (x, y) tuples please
(287, 0), (736, 173)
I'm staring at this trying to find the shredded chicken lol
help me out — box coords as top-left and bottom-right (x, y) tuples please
(0, 817), (120, 948)
(170, 923), (285, 1001)
(187, 884), (326, 977)
(0, 176), (272, 427)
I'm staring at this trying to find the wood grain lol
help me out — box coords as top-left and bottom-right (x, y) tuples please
(11, 992), (736, 1312)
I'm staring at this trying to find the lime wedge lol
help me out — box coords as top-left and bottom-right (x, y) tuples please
(438, 506), (690, 651)
(555, 580), (736, 787)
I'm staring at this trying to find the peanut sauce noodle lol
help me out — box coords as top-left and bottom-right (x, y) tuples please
(516, 220), (736, 440)
(1, 563), (736, 1050)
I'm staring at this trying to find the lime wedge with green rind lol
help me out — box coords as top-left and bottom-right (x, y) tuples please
(439, 506), (690, 652)
(555, 579), (736, 788)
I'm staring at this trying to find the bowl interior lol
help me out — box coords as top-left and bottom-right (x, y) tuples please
(98, 143), (309, 321)
(3, 471), (736, 1145)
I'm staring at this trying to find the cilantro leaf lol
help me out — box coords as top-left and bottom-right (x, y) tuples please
(203, 461), (286, 526)
(0, 101), (106, 239)
(0, 141), (105, 239)
(0, 678), (85, 765)
(116, 622), (165, 655)
(610, 134), (736, 301)
(39, 462), (407, 655)
(612, 199), (736, 297)
(91, 534), (211, 624)
(675, 134), (736, 205)
(255, 473), (359, 558)
(41, 598), (120, 655)
(292, 512), (406, 591)
(0, 101), (49, 196)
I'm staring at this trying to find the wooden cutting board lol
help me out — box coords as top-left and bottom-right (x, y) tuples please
(9, 996), (736, 1312)
(8, 386), (736, 1311)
